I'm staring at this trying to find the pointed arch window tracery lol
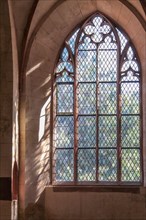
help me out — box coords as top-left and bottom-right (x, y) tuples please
(52, 13), (142, 185)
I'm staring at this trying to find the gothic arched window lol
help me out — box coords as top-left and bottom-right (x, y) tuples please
(52, 12), (142, 185)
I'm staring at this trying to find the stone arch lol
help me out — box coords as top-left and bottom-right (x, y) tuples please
(18, 0), (146, 219)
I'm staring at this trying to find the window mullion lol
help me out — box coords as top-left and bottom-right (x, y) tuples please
(74, 49), (78, 184)
(117, 40), (122, 183)
(139, 76), (143, 184)
(96, 45), (99, 183)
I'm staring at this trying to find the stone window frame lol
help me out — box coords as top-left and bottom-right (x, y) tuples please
(49, 12), (143, 187)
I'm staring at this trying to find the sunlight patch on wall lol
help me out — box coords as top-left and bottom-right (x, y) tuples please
(26, 61), (44, 75)
(39, 97), (51, 141)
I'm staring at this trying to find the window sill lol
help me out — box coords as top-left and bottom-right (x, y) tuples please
(52, 185), (141, 193)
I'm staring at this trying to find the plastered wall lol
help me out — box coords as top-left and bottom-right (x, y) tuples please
(23, 1), (146, 220)
(0, 1), (146, 220)
(44, 187), (146, 220)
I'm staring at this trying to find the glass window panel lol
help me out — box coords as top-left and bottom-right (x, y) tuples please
(78, 37), (96, 50)
(61, 48), (69, 61)
(121, 60), (139, 72)
(78, 116), (96, 148)
(121, 116), (140, 148)
(98, 50), (117, 81)
(98, 149), (117, 181)
(98, 83), (117, 114)
(99, 37), (117, 50)
(78, 83), (96, 114)
(121, 149), (141, 182)
(57, 71), (74, 83)
(121, 82), (140, 114)
(78, 149), (96, 181)
(54, 149), (74, 182)
(57, 84), (73, 113)
(55, 116), (74, 148)
(77, 50), (96, 82)
(116, 29), (128, 53)
(56, 61), (73, 73)
(98, 116), (117, 148)
(68, 29), (79, 54)
(121, 71), (139, 82)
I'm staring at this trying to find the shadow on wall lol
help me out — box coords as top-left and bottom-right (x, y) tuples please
(25, 102), (51, 203)
(25, 190), (46, 220)
(24, 95), (51, 219)
(25, 58), (53, 208)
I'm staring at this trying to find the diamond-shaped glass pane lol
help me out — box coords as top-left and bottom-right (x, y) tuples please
(121, 60), (139, 72)
(121, 71), (139, 82)
(121, 149), (141, 181)
(57, 84), (73, 113)
(57, 71), (74, 83)
(78, 149), (96, 181)
(121, 116), (140, 148)
(78, 116), (96, 148)
(99, 37), (117, 50)
(78, 37), (96, 50)
(99, 149), (117, 181)
(61, 47), (69, 61)
(68, 29), (79, 54)
(83, 17), (108, 43)
(121, 82), (140, 114)
(77, 50), (96, 82)
(98, 83), (117, 114)
(54, 149), (74, 182)
(99, 24), (111, 34)
(116, 29), (128, 53)
(78, 83), (96, 114)
(98, 50), (117, 81)
(55, 116), (74, 148)
(92, 16), (103, 28)
(98, 116), (117, 148)
(56, 61), (74, 73)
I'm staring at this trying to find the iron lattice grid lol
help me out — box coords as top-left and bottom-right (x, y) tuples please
(52, 13), (142, 186)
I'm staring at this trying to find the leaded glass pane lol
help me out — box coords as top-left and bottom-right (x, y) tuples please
(78, 37), (96, 50)
(61, 47), (69, 61)
(121, 60), (139, 72)
(77, 50), (96, 82)
(99, 36), (117, 50)
(55, 116), (74, 148)
(57, 84), (73, 113)
(121, 71), (139, 82)
(99, 149), (117, 181)
(56, 61), (74, 73)
(78, 83), (96, 114)
(98, 50), (117, 81)
(57, 71), (74, 83)
(98, 83), (117, 114)
(54, 149), (74, 181)
(98, 116), (117, 148)
(121, 82), (140, 114)
(121, 116), (140, 148)
(78, 149), (96, 181)
(68, 29), (79, 54)
(121, 149), (141, 181)
(116, 29), (128, 53)
(78, 116), (96, 148)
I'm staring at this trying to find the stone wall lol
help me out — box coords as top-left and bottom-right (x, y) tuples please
(0, 0), (13, 219)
